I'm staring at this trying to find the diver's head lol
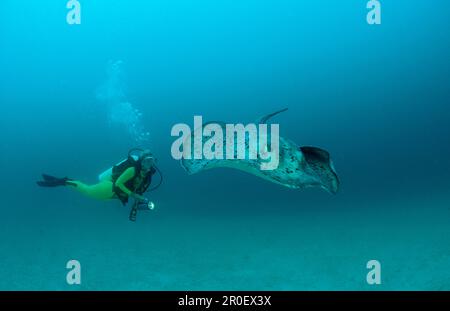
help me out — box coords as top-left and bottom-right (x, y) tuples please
(140, 150), (156, 173)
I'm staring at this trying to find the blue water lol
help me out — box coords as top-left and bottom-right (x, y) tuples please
(0, 0), (449, 290)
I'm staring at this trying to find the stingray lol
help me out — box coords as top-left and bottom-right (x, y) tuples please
(180, 108), (340, 194)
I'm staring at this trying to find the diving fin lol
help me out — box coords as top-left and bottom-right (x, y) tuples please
(37, 174), (72, 187)
(42, 174), (61, 181)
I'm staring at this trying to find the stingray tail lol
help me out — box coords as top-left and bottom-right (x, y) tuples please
(259, 108), (288, 124)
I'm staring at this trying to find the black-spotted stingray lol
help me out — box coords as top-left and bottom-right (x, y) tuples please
(181, 108), (340, 194)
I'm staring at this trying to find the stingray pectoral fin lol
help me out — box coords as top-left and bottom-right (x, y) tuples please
(180, 121), (229, 174)
(299, 146), (340, 194)
(181, 156), (294, 188)
(181, 157), (214, 175)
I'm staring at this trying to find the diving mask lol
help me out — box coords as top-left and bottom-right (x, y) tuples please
(141, 155), (156, 171)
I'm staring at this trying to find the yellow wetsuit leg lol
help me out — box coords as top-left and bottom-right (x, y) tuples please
(68, 180), (116, 200)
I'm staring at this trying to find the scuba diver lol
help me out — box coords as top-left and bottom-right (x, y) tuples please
(36, 148), (162, 221)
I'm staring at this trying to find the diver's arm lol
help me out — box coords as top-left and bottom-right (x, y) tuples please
(115, 167), (145, 200)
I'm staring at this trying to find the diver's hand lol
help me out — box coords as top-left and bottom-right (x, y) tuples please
(132, 193), (146, 202)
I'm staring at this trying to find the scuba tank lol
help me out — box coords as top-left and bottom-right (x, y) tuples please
(98, 156), (138, 182)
